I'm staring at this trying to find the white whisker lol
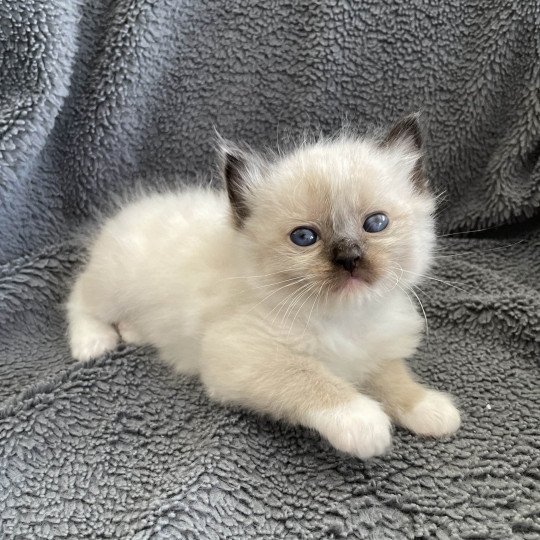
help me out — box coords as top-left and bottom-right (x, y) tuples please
(436, 225), (500, 238)
(245, 277), (307, 314)
(288, 284), (319, 337)
(431, 240), (525, 259)
(396, 268), (467, 292)
(401, 283), (429, 338)
(271, 282), (312, 325)
(220, 269), (303, 281)
(281, 283), (316, 327)
(249, 275), (313, 290)
(302, 281), (327, 337)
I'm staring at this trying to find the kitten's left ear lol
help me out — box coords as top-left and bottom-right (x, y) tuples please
(383, 113), (423, 150)
(382, 113), (428, 192)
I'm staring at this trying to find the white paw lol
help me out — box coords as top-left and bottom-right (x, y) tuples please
(306, 396), (392, 459)
(399, 390), (461, 437)
(70, 320), (119, 361)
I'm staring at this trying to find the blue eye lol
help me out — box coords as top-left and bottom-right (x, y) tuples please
(290, 227), (318, 246)
(363, 213), (389, 233)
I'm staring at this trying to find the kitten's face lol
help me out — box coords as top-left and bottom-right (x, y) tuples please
(223, 117), (436, 306)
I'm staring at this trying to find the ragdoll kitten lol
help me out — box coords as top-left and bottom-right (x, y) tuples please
(67, 115), (460, 458)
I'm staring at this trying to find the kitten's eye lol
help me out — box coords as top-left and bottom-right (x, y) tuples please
(290, 227), (318, 247)
(363, 213), (389, 233)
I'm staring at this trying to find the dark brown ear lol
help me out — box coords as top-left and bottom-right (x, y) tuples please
(383, 113), (423, 150)
(383, 114), (428, 191)
(220, 143), (252, 228)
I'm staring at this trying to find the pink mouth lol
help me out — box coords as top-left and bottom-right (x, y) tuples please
(341, 275), (363, 291)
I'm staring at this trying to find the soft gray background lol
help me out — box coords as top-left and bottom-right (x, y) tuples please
(0, 1), (539, 538)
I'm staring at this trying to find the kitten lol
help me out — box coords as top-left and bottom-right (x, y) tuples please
(67, 115), (460, 458)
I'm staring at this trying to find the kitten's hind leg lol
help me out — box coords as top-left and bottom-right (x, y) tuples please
(366, 359), (461, 437)
(67, 276), (119, 362)
(117, 321), (145, 345)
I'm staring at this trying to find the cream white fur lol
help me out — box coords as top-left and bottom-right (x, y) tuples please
(67, 132), (460, 458)
(397, 390), (462, 437)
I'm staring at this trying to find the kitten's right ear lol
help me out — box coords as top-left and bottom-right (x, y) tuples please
(382, 113), (423, 150)
(219, 141), (253, 228)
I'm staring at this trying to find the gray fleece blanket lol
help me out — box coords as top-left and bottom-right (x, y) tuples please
(0, 1), (539, 538)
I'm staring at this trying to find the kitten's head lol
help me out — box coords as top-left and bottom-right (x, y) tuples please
(220, 115), (436, 308)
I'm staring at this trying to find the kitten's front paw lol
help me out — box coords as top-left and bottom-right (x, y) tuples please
(398, 390), (461, 437)
(306, 396), (392, 459)
(70, 320), (119, 362)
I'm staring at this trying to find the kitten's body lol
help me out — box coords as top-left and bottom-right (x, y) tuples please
(72, 188), (419, 378)
(68, 118), (461, 458)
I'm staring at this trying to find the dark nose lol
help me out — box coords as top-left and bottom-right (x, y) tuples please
(332, 240), (363, 273)
(333, 255), (361, 273)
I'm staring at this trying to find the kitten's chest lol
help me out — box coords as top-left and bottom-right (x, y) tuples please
(307, 300), (422, 383)
(312, 317), (382, 381)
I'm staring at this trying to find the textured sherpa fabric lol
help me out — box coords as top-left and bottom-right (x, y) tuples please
(0, 1), (539, 539)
